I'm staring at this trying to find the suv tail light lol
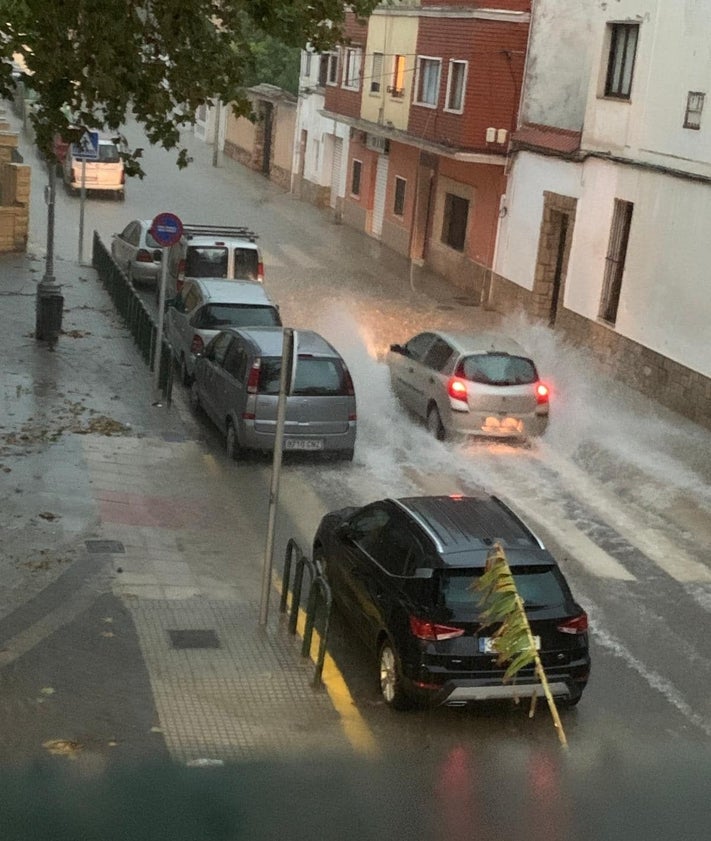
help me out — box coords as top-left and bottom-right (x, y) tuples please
(447, 377), (468, 401)
(246, 358), (261, 394)
(190, 334), (204, 355)
(257, 261), (264, 283)
(71, 167), (77, 182)
(120, 169), (125, 185)
(409, 616), (465, 642)
(136, 249), (153, 263)
(557, 613), (588, 635)
(177, 258), (185, 282)
(536, 382), (550, 404)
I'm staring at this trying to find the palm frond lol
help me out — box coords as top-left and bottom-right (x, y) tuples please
(474, 542), (568, 748)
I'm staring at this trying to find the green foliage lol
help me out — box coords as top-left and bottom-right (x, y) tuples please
(243, 31), (300, 96)
(0, 0), (378, 170)
(475, 544), (538, 682)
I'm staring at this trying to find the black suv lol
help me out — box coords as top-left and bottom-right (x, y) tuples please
(313, 493), (590, 710)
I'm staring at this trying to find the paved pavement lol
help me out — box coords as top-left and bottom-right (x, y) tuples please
(0, 243), (356, 767)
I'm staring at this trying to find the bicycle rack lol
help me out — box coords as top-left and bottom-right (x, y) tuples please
(280, 538), (332, 689)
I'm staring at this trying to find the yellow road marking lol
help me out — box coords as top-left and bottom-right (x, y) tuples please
(273, 575), (380, 758)
(202, 453), (221, 476)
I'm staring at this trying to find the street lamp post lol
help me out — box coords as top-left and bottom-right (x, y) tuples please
(35, 157), (64, 349)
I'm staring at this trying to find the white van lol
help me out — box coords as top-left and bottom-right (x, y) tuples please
(165, 224), (263, 300)
(63, 139), (125, 199)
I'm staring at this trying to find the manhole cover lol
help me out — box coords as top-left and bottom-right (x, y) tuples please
(168, 629), (220, 650)
(85, 540), (125, 554)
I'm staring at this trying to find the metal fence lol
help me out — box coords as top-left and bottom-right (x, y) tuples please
(92, 231), (173, 401)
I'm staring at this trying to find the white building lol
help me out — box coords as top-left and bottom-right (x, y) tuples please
(494, 0), (711, 426)
(291, 50), (350, 216)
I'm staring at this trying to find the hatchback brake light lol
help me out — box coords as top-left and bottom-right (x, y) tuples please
(257, 261), (264, 283)
(557, 613), (588, 634)
(536, 382), (550, 404)
(136, 249), (153, 263)
(447, 377), (468, 401)
(409, 616), (465, 641)
(246, 359), (261, 394)
(190, 334), (204, 355)
(177, 258), (185, 281)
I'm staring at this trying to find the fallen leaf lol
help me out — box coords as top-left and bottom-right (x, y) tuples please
(43, 739), (83, 758)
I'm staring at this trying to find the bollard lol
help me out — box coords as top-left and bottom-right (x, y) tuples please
(35, 285), (64, 349)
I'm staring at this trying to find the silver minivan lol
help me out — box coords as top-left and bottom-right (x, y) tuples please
(387, 330), (550, 441)
(191, 327), (357, 460)
(165, 278), (281, 386)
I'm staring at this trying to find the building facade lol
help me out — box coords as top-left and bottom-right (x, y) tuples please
(494, 0), (711, 426)
(305, 1), (531, 299)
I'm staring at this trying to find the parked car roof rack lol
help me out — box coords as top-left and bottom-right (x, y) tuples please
(182, 224), (259, 242)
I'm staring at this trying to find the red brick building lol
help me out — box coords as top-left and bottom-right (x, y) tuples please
(321, 1), (531, 297)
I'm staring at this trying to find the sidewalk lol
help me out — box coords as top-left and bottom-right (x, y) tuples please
(0, 248), (356, 765)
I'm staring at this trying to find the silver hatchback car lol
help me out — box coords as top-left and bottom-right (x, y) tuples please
(164, 278), (282, 386)
(387, 330), (550, 441)
(191, 327), (357, 460)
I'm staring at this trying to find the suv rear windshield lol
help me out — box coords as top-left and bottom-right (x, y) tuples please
(186, 247), (228, 278)
(435, 566), (568, 613)
(258, 356), (351, 396)
(456, 353), (537, 386)
(192, 304), (281, 330)
(233, 248), (259, 280)
(97, 144), (120, 163)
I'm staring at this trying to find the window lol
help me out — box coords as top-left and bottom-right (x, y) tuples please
(370, 52), (383, 93)
(414, 57), (441, 107)
(441, 193), (469, 251)
(351, 159), (362, 196)
(222, 341), (248, 381)
(343, 47), (362, 90)
(258, 357), (350, 396)
(457, 354), (538, 386)
(403, 332), (437, 361)
(445, 60), (467, 112)
(348, 505), (391, 557)
(599, 199), (633, 325)
(373, 521), (426, 577)
(605, 23), (639, 99)
(318, 54), (329, 87)
(204, 332), (232, 365)
(185, 247), (228, 278)
(326, 50), (339, 86)
(233, 247), (259, 280)
(422, 338), (454, 372)
(389, 54), (406, 98)
(393, 176), (406, 216)
(303, 51), (312, 78)
(684, 91), (705, 129)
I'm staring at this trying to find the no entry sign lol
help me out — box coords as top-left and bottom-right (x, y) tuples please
(150, 212), (184, 247)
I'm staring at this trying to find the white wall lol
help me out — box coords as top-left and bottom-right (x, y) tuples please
(519, 0), (595, 129)
(582, 0), (711, 177)
(294, 51), (351, 192)
(497, 149), (711, 378)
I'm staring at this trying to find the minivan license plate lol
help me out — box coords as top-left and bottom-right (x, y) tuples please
(284, 439), (324, 451)
(478, 635), (540, 654)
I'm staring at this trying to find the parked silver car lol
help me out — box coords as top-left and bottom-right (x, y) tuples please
(165, 278), (282, 386)
(111, 219), (163, 285)
(387, 330), (550, 441)
(191, 327), (357, 460)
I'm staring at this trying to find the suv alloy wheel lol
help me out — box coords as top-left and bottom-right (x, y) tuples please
(379, 641), (413, 711)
